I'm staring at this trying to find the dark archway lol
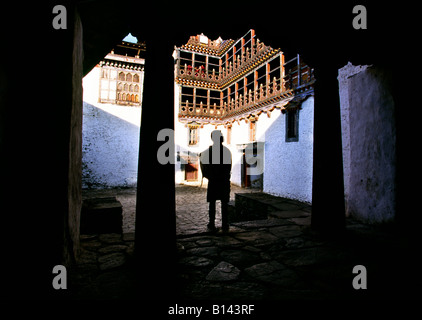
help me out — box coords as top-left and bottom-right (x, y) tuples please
(0, 0), (419, 300)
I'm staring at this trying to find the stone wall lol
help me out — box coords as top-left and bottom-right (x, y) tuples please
(338, 64), (396, 223)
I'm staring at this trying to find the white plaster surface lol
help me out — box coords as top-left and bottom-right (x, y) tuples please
(338, 62), (369, 216)
(82, 67), (142, 188)
(262, 97), (314, 203)
(338, 64), (396, 223)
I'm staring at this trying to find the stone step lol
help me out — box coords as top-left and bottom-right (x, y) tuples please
(81, 197), (123, 234)
(229, 192), (311, 223)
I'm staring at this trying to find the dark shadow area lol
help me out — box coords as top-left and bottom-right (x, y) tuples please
(175, 216), (418, 301)
(68, 183), (418, 300)
(0, 0), (420, 304)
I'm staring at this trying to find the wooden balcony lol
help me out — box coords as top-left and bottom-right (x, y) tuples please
(175, 39), (278, 89)
(178, 55), (315, 122)
(179, 101), (226, 120)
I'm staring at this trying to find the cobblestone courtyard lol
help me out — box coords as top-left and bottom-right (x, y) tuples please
(82, 182), (257, 236)
(175, 182), (258, 235)
(74, 184), (419, 300)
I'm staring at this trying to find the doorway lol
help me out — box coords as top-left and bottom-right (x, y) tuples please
(185, 159), (199, 181)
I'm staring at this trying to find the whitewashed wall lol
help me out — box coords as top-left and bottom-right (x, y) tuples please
(82, 67), (142, 188)
(338, 63), (369, 217)
(262, 97), (314, 203)
(338, 64), (396, 223)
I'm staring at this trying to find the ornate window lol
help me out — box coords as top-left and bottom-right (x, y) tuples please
(119, 72), (125, 81)
(133, 74), (139, 82)
(126, 73), (132, 82)
(188, 126), (199, 146)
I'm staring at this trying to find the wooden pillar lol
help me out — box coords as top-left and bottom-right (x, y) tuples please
(219, 57), (222, 76)
(135, 35), (176, 298)
(297, 54), (301, 87)
(244, 77), (248, 99)
(254, 69), (258, 101)
(227, 86), (231, 109)
(193, 87), (196, 110)
(280, 53), (285, 91)
(251, 29), (255, 46)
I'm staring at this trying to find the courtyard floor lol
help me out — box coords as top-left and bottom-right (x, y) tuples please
(70, 184), (420, 301)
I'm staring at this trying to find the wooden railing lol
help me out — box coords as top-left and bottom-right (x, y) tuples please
(178, 54), (315, 120)
(179, 100), (225, 118)
(176, 39), (274, 86)
(178, 64), (221, 82)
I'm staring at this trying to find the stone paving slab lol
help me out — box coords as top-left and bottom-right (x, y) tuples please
(176, 183), (258, 235)
(206, 261), (241, 282)
(72, 185), (418, 300)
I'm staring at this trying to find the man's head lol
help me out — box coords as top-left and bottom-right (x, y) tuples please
(211, 130), (224, 145)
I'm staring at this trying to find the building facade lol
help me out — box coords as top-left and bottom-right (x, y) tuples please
(174, 30), (315, 203)
(98, 41), (145, 106)
(82, 38), (145, 188)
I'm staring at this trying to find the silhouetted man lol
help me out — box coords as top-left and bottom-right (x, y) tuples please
(200, 130), (232, 232)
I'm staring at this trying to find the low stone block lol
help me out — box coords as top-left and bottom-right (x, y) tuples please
(230, 193), (268, 222)
(81, 197), (123, 234)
